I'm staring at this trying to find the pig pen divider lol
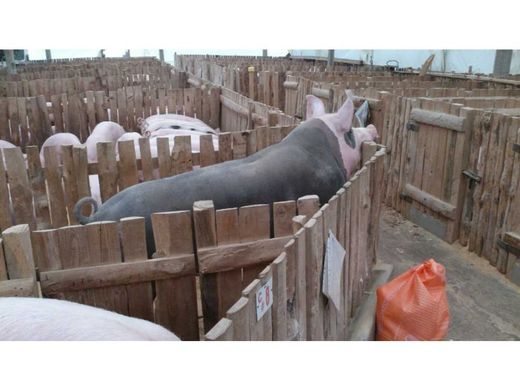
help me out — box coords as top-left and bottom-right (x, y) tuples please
(0, 142), (385, 341)
(204, 142), (386, 341)
(377, 93), (520, 277)
(0, 82), (298, 152)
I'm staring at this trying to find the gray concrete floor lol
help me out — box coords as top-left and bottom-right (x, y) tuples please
(378, 206), (520, 341)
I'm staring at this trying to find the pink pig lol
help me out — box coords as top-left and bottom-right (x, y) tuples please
(305, 91), (378, 177)
(84, 121), (126, 163)
(0, 297), (180, 341)
(39, 133), (82, 167)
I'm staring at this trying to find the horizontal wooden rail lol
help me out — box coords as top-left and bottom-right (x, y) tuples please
(197, 236), (292, 273)
(0, 278), (38, 297)
(403, 184), (456, 220)
(39, 254), (196, 294)
(409, 108), (465, 132)
(219, 95), (266, 125)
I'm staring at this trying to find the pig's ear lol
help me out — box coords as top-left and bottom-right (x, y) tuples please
(306, 95), (325, 119)
(333, 97), (355, 133)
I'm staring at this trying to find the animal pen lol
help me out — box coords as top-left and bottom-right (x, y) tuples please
(1, 55), (519, 341)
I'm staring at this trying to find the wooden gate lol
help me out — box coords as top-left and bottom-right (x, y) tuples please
(400, 98), (475, 243)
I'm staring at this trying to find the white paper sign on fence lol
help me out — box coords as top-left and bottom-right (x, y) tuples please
(322, 229), (346, 311)
(256, 277), (273, 321)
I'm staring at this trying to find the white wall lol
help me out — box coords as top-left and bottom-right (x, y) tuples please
(290, 50), (500, 74)
(26, 49), (289, 64)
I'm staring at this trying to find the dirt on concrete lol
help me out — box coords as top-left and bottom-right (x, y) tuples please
(378, 206), (520, 341)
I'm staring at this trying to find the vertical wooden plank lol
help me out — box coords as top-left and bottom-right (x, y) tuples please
(297, 194), (320, 218)
(242, 278), (263, 340)
(0, 99), (10, 142)
(342, 181), (352, 331)
(246, 128), (257, 156)
(154, 137), (170, 178)
(151, 211), (199, 340)
(218, 132), (232, 162)
(258, 265), (274, 340)
(226, 296), (250, 340)
(17, 98), (28, 152)
(322, 195), (343, 341)
(96, 141), (119, 202)
(120, 216), (154, 322)
(0, 153), (13, 231)
(7, 97), (20, 146)
(209, 87), (221, 130)
(158, 88), (166, 115)
(85, 221), (129, 315)
(138, 137), (154, 181)
(273, 200), (296, 237)
(134, 86), (144, 123)
(61, 93), (70, 132)
(205, 318), (234, 341)
(126, 86), (136, 130)
(171, 135), (193, 174)
(214, 207), (243, 321)
(193, 200), (220, 333)
(42, 146), (68, 228)
(117, 139), (139, 190)
(349, 173), (361, 315)
(4, 148), (36, 229)
(72, 146), (91, 206)
(142, 88), (151, 119)
(304, 211), (324, 341)
(94, 91), (108, 123)
(232, 132), (247, 160)
(108, 90), (118, 122)
(199, 134), (216, 167)
(85, 91), (97, 132)
(2, 224), (38, 283)
(117, 88), (128, 129)
(240, 204), (271, 288)
(28, 97), (44, 147)
(61, 145), (80, 225)
(0, 239), (7, 281)
(271, 252), (288, 340)
(184, 88), (195, 117)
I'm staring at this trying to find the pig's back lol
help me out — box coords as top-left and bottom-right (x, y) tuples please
(0, 297), (180, 341)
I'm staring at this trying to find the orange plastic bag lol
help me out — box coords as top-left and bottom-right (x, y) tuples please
(376, 259), (449, 341)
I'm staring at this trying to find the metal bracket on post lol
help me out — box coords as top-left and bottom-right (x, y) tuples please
(406, 121), (418, 132)
(463, 169), (481, 190)
(399, 192), (412, 203)
(497, 238), (520, 257)
(462, 169), (481, 183)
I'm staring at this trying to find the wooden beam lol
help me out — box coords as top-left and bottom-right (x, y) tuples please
(40, 254), (196, 294)
(0, 278), (38, 297)
(283, 81), (298, 90)
(403, 184), (456, 220)
(311, 87), (331, 99)
(197, 236), (291, 273)
(410, 108), (465, 132)
(187, 77), (202, 87)
(219, 95), (266, 125)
